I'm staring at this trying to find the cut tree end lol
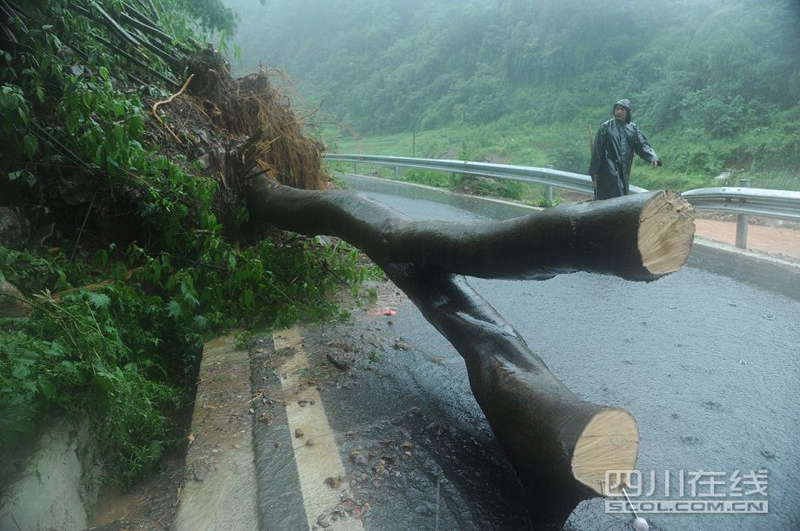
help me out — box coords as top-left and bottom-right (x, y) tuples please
(638, 191), (695, 275)
(571, 408), (640, 495)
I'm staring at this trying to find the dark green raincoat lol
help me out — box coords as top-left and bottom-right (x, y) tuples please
(589, 99), (660, 200)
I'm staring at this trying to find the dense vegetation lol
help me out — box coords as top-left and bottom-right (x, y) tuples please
(231, 0), (800, 193)
(0, 0), (368, 485)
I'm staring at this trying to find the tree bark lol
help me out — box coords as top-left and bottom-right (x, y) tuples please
(249, 177), (694, 281)
(247, 175), (695, 528)
(387, 269), (636, 528)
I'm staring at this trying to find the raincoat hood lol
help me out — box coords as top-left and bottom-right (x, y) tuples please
(613, 98), (632, 123)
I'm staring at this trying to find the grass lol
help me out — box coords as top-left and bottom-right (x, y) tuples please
(319, 117), (800, 197)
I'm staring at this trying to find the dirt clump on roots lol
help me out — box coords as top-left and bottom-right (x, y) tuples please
(148, 47), (327, 235)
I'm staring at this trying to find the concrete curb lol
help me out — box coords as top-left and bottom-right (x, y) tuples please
(173, 334), (259, 531)
(689, 237), (800, 301)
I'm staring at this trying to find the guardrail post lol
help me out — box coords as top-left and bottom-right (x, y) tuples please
(394, 166), (398, 178)
(354, 162), (358, 174)
(546, 186), (554, 204)
(735, 178), (751, 249)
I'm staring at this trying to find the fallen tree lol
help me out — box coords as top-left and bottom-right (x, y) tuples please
(248, 176), (695, 528)
(2, 0), (694, 516)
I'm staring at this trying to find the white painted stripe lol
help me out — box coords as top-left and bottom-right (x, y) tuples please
(274, 328), (364, 531)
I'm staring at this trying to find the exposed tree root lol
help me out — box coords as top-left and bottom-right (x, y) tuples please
(151, 73), (194, 143)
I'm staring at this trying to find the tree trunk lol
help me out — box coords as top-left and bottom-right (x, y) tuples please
(247, 176), (695, 528)
(249, 177), (694, 281)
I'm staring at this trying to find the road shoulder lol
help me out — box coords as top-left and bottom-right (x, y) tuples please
(173, 334), (259, 531)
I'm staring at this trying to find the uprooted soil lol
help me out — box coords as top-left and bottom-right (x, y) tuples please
(143, 47), (328, 239)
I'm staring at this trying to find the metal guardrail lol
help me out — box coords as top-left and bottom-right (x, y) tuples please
(680, 186), (800, 220)
(324, 153), (800, 248)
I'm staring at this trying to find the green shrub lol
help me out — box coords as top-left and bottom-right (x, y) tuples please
(0, 2), (373, 485)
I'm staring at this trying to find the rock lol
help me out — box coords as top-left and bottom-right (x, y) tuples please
(415, 503), (435, 515)
(324, 476), (342, 489)
(0, 207), (29, 247)
(294, 429), (304, 438)
(393, 339), (409, 351)
(680, 435), (701, 445)
(349, 450), (368, 466)
(0, 278), (32, 318)
(327, 340), (354, 352)
(713, 171), (732, 183)
(192, 467), (207, 482)
(760, 449), (776, 459)
(327, 351), (356, 371)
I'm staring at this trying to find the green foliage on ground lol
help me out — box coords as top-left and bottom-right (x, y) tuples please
(0, 1), (368, 484)
(0, 236), (365, 482)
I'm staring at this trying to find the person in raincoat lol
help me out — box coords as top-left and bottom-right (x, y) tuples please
(589, 99), (661, 200)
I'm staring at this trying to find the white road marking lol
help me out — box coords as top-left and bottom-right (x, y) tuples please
(274, 328), (364, 530)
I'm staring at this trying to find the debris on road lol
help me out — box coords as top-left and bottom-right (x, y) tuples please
(393, 338), (410, 351)
(327, 350), (357, 371)
(324, 476), (343, 489)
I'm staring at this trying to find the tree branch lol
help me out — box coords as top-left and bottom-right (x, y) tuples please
(248, 176), (695, 281)
(386, 268), (636, 528)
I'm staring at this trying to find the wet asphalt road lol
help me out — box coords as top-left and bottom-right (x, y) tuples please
(255, 187), (800, 530)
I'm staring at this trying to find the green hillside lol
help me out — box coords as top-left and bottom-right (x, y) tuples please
(231, 0), (800, 191)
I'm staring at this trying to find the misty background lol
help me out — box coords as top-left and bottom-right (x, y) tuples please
(219, 0), (800, 192)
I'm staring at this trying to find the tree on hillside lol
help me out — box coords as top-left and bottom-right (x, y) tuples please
(229, 0), (800, 177)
